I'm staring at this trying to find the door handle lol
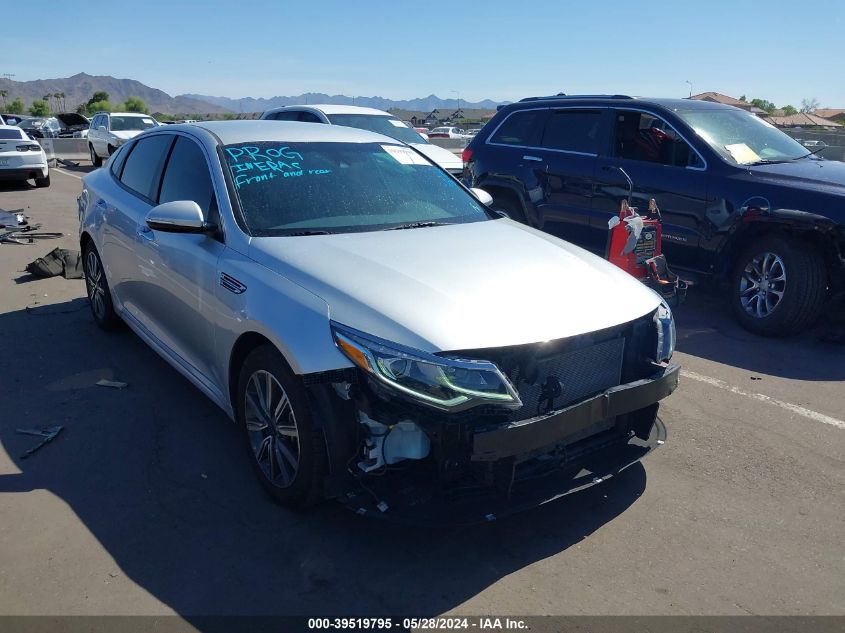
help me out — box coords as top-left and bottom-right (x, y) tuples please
(136, 225), (154, 241)
(95, 199), (107, 209)
(522, 155), (543, 162)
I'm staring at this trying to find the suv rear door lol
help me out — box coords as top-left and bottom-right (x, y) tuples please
(592, 108), (709, 270)
(535, 107), (610, 249)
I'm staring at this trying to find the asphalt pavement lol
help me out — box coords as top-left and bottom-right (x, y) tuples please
(0, 166), (842, 619)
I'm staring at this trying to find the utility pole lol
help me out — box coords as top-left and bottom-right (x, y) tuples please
(685, 80), (692, 98)
(1, 73), (16, 81)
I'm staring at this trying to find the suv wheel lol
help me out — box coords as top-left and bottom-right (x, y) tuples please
(731, 235), (826, 336)
(237, 345), (327, 508)
(89, 144), (102, 167)
(491, 197), (526, 223)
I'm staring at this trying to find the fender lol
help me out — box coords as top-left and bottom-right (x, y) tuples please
(474, 174), (536, 225)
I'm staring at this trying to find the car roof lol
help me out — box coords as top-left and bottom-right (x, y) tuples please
(183, 120), (402, 145)
(104, 112), (155, 117)
(272, 104), (392, 116)
(508, 95), (740, 112)
(0, 124), (26, 131)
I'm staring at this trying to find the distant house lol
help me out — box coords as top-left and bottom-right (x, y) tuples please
(688, 92), (767, 116)
(814, 108), (845, 124)
(767, 112), (842, 128)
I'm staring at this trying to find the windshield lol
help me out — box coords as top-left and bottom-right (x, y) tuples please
(223, 141), (490, 235)
(110, 116), (158, 131)
(326, 114), (426, 144)
(0, 129), (26, 140)
(677, 109), (810, 164)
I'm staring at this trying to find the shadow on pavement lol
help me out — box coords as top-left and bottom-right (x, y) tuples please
(673, 285), (845, 381)
(0, 296), (647, 618)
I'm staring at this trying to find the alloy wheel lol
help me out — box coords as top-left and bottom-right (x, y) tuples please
(85, 251), (107, 320)
(739, 251), (786, 318)
(244, 370), (301, 488)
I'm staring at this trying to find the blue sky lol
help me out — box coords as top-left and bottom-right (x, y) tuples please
(8, 0), (845, 107)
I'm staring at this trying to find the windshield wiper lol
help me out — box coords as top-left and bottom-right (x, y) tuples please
(746, 159), (789, 166)
(789, 146), (827, 160)
(284, 229), (333, 236)
(383, 221), (452, 231)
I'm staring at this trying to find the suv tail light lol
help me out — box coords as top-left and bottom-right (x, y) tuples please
(461, 147), (473, 163)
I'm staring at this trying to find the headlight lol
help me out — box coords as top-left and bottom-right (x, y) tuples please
(331, 323), (522, 412)
(654, 300), (676, 362)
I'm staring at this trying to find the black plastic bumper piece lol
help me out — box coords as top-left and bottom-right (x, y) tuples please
(472, 363), (680, 462)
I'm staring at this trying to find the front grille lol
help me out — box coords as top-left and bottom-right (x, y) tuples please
(509, 337), (624, 420)
(448, 313), (655, 424)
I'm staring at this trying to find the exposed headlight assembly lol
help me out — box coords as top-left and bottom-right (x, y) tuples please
(331, 323), (522, 412)
(654, 300), (676, 363)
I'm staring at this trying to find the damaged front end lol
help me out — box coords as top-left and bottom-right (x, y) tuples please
(305, 309), (679, 525)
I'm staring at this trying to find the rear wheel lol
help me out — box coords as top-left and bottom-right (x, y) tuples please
(237, 345), (327, 508)
(731, 235), (826, 336)
(34, 173), (50, 188)
(89, 144), (103, 167)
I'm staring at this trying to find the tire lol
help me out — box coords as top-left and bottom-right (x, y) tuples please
(89, 144), (103, 167)
(237, 345), (327, 508)
(491, 197), (527, 224)
(82, 242), (121, 330)
(730, 235), (827, 336)
(34, 173), (50, 188)
(107, 144), (116, 156)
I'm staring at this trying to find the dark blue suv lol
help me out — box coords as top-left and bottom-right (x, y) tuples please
(464, 95), (845, 336)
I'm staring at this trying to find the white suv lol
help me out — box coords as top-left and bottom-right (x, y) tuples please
(260, 104), (464, 176)
(88, 112), (159, 166)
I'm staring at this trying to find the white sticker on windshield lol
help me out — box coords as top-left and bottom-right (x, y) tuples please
(389, 119), (407, 127)
(381, 144), (430, 165)
(725, 143), (761, 165)
(141, 118), (154, 125)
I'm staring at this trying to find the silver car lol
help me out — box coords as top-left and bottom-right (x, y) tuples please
(78, 121), (679, 521)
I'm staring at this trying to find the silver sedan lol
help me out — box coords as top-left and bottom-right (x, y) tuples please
(78, 121), (678, 521)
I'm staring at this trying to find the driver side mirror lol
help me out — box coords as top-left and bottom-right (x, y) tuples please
(146, 200), (216, 234)
(469, 187), (493, 206)
(97, 125), (106, 132)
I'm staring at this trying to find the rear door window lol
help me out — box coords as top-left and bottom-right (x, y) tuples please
(298, 111), (322, 123)
(269, 111), (300, 121)
(119, 135), (173, 201)
(489, 109), (548, 147)
(541, 109), (603, 154)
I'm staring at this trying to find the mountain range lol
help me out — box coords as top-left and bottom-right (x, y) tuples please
(182, 93), (506, 113)
(0, 73), (231, 115)
(0, 73), (505, 115)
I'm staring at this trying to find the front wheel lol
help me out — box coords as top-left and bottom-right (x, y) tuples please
(731, 235), (826, 336)
(237, 345), (327, 508)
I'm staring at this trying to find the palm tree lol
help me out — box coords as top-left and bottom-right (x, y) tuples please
(57, 92), (66, 111)
(0, 89), (7, 109)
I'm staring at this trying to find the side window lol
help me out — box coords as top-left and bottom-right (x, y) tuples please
(613, 110), (703, 168)
(489, 109), (547, 147)
(298, 111), (322, 123)
(110, 144), (129, 178)
(91, 115), (100, 128)
(119, 135), (173, 201)
(158, 136), (217, 223)
(270, 111), (300, 121)
(541, 109), (603, 154)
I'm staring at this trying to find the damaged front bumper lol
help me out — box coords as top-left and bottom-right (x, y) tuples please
(315, 363), (679, 524)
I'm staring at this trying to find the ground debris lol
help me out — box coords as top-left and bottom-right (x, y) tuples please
(16, 425), (64, 459)
(96, 379), (129, 389)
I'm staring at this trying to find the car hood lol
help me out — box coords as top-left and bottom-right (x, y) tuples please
(55, 113), (89, 128)
(411, 142), (463, 171)
(110, 130), (145, 140)
(248, 220), (661, 353)
(747, 159), (845, 196)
